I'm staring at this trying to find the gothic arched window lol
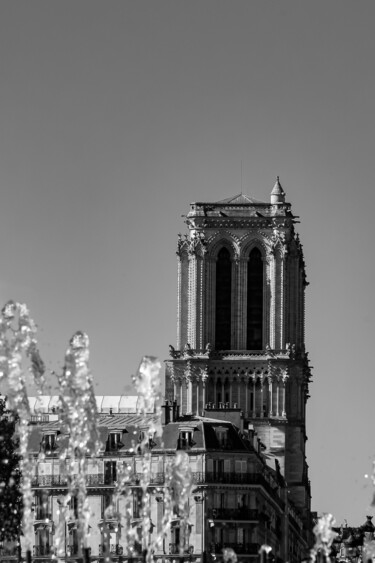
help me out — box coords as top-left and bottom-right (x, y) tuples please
(247, 247), (263, 350)
(215, 247), (232, 349)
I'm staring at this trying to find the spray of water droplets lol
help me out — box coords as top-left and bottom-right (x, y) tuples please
(0, 301), (45, 551)
(310, 513), (337, 563)
(54, 331), (100, 557)
(223, 547), (238, 563)
(104, 357), (193, 563)
(103, 357), (163, 562)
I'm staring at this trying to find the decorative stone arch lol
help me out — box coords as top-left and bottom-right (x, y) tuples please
(206, 230), (241, 256)
(235, 239), (268, 352)
(204, 236), (239, 351)
(207, 236), (239, 262)
(239, 236), (269, 261)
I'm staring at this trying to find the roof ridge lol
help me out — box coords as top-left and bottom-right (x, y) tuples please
(216, 193), (265, 204)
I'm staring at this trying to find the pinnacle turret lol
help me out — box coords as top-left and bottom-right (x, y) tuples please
(270, 176), (285, 204)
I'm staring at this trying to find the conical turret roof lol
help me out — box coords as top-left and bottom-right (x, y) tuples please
(270, 176), (286, 204)
(271, 176), (285, 196)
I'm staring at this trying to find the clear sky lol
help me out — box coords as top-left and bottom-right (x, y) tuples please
(0, 0), (374, 526)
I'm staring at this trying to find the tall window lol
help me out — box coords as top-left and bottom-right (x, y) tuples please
(247, 248), (263, 350)
(104, 461), (117, 484)
(215, 248), (232, 349)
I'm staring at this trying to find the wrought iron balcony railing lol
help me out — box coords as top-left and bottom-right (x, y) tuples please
(65, 546), (91, 557)
(98, 544), (124, 556)
(32, 472), (167, 487)
(191, 472), (283, 504)
(209, 543), (260, 555)
(208, 508), (259, 521)
(169, 544), (194, 555)
(32, 474), (105, 487)
(0, 547), (19, 557)
(32, 545), (55, 557)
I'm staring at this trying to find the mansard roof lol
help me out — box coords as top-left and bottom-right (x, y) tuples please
(28, 395), (154, 414)
(26, 412), (254, 454)
(216, 193), (265, 205)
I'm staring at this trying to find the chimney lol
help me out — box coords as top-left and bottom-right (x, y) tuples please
(161, 400), (171, 425)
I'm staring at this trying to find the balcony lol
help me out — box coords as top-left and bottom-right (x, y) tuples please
(32, 475), (67, 486)
(98, 544), (124, 556)
(208, 508), (259, 521)
(210, 543), (260, 555)
(32, 474), (105, 487)
(169, 545), (194, 555)
(129, 472), (165, 485)
(33, 546), (55, 557)
(191, 473), (283, 505)
(0, 547), (19, 557)
(66, 546), (91, 557)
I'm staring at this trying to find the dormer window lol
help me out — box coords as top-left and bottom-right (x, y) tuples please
(177, 430), (195, 450)
(107, 432), (122, 451)
(137, 430), (156, 452)
(215, 427), (229, 448)
(42, 433), (57, 454)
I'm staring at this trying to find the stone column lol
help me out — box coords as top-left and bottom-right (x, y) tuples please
(279, 251), (286, 350)
(173, 379), (177, 402)
(237, 257), (248, 349)
(180, 379), (184, 414)
(194, 377), (200, 416)
(229, 376), (233, 407)
(187, 377), (192, 414)
(276, 378), (280, 417)
(202, 375), (207, 412)
(281, 375), (287, 417)
(268, 376), (273, 417)
(270, 252), (276, 349)
(245, 378), (249, 417)
(252, 377), (256, 417)
(260, 376), (264, 418)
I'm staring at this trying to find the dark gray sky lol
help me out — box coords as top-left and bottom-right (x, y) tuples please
(1, 0), (375, 525)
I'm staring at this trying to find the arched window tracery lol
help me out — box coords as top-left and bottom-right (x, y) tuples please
(247, 247), (263, 350)
(215, 247), (232, 349)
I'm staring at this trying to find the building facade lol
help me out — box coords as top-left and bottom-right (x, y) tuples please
(1, 181), (312, 563)
(3, 396), (307, 563)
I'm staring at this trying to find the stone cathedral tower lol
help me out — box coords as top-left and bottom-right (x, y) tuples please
(165, 178), (312, 522)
